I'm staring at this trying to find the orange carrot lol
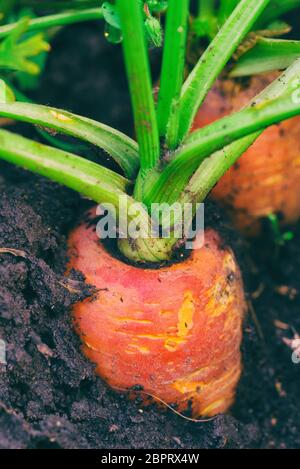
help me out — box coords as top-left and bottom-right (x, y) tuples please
(68, 215), (245, 417)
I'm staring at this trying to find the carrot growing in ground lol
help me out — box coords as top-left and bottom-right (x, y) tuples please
(0, 0), (300, 417)
(192, 0), (300, 235)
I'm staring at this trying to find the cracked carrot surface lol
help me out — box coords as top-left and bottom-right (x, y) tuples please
(68, 221), (245, 417)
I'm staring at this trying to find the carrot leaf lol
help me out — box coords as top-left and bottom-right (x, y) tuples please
(0, 17), (50, 75)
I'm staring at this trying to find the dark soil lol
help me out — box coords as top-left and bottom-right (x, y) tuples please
(1, 22), (300, 450)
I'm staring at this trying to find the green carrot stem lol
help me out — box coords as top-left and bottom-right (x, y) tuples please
(0, 101), (139, 178)
(231, 38), (300, 77)
(156, 0), (189, 144)
(143, 60), (300, 205)
(256, 0), (300, 27)
(176, 0), (270, 144)
(0, 128), (130, 198)
(0, 128), (174, 263)
(0, 8), (103, 39)
(218, 0), (239, 24)
(117, 0), (159, 178)
(198, 0), (215, 19)
(18, 0), (100, 10)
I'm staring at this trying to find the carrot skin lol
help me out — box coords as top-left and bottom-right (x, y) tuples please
(68, 218), (245, 417)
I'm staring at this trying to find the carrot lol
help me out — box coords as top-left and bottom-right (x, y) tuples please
(193, 73), (300, 235)
(68, 215), (245, 417)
